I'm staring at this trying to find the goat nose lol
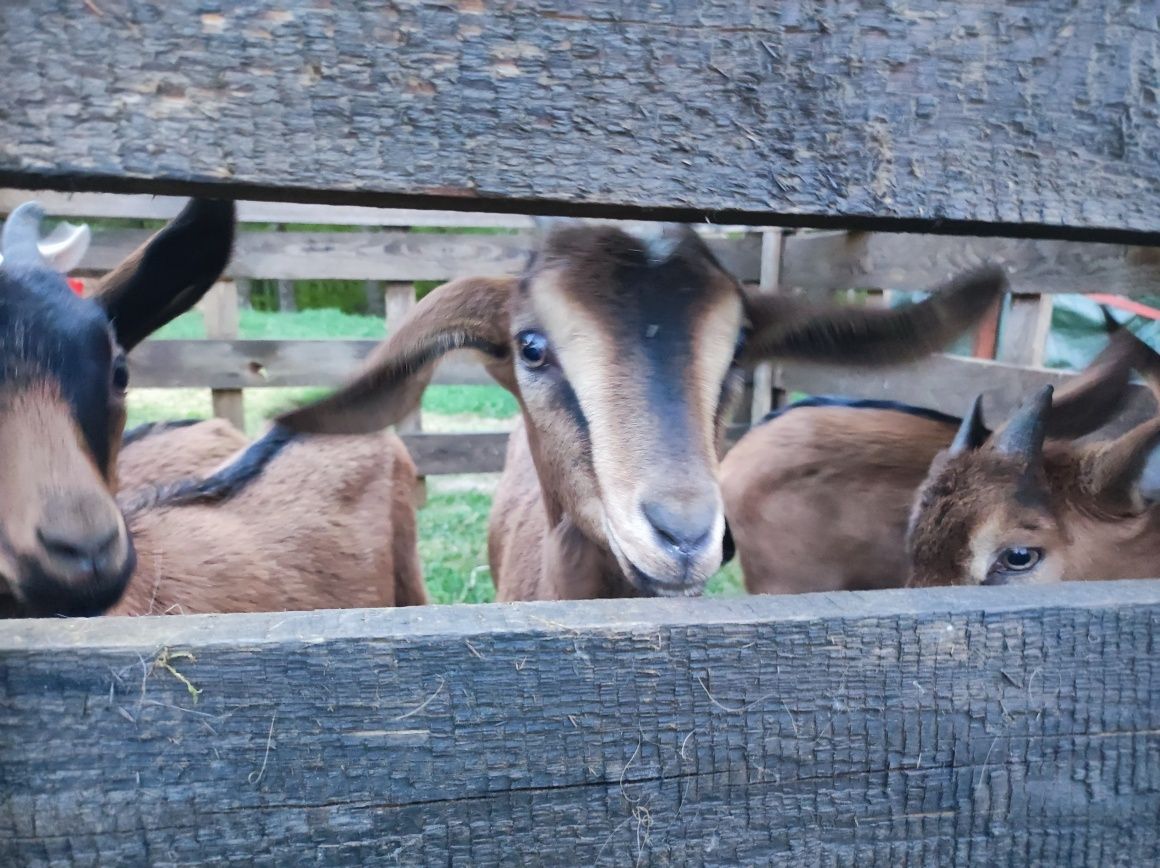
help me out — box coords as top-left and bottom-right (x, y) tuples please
(641, 499), (717, 558)
(37, 525), (120, 576)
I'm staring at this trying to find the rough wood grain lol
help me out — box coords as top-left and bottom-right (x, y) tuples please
(77, 228), (764, 284)
(127, 340), (495, 389)
(2, 3), (1157, 237)
(779, 353), (1160, 434)
(2, 582), (1158, 865)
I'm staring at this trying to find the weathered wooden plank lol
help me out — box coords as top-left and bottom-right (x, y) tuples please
(76, 228), (765, 283)
(0, 190), (536, 228)
(201, 282), (245, 430)
(2, 4), (1157, 237)
(782, 231), (1160, 296)
(127, 340), (494, 389)
(2, 582), (1158, 865)
(997, 294), (1054, 368)
(401, 432), (508, 476)
(779, 353), (1159, 433)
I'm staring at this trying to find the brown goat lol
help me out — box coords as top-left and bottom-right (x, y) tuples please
(908, 336), (1160, 587)
(108, 423), (425, 615)
(0, 199), (234, 617)
(0, 201), (426, 617)
(722, 322), (1148, 594)
(274, 221), (1005, 601)
(118, 419), (250, 489)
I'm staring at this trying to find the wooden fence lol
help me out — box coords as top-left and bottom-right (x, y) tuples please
(2, 1), (1159, 864)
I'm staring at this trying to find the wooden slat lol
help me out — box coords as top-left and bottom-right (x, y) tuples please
(998, 294), (1054, 368)
(782, 231), (1160, 296)
(2, 4), (1157, 237)
(201, 282), (245, 430)
(2, 582), (1159, 864)
(779, 353), (1158, 431)
(749, 231), (783, 421)
(401, 432), (508, 476)
(127, 340), (494, 389)
(76, 228), (765, 284)
(0, 190), (536, 228)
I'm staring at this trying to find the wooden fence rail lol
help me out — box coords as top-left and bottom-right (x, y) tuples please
(3, 581), (1158, 864)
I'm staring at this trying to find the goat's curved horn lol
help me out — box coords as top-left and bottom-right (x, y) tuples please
(0, 202), (48, 269)
(949, 395), (987, 455)
(38, 221), (92, 272)
(991, 385), (1053, 460)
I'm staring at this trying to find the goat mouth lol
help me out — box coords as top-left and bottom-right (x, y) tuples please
(624, 561), (706, 598)
(605, 528), (707, 598)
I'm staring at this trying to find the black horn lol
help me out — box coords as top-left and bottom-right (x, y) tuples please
(991, 385), (1053, 460)
(949, 395), (988, 455)
(1, 202), (48, 269)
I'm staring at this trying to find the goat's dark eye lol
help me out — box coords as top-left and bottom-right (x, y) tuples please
(111, 356), (130, 394)
(987, 546), (1043, 584)
(516, 330), (549, 369)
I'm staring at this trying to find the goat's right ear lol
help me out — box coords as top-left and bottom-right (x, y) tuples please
(93, 198), (236, 351)
(277, 276), (515, 435)
(1082, 418), (1160, 512)
(741, 264), (1007, 366)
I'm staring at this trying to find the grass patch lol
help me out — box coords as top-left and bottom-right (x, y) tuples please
(419, 487), (496, 604)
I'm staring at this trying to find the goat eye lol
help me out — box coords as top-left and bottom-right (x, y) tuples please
(516, 330), (549, 369)
(111, 356), (130, 394)
(988, 550), (1044, 582)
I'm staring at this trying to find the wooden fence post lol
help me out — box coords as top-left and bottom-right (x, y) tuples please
(235, 276), (253, 311)
(276, 278), (297, 312)
(750, 230), (784, 422)
(997, 293), (1053, 367)
(202, 281), (245, 431)
(365, 278), (386, 317)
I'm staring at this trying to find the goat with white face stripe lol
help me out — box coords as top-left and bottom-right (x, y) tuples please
(278, 221), (1006, 600)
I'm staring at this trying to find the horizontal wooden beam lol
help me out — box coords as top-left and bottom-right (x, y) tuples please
(779, 353), (1160, 433)
(782, 231), (1160, 297)
(80, 228), (764, 283)
(1, 4), (1157, 239)
(3, 581), (1158, 863)
(128, 340), (495, 389)
(401, 432), (508, 476)
(0, 190), (534, 228)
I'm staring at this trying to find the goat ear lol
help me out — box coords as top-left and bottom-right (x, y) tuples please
(949, 395), (988, 455)
(92, 199), (235, 351)
(277, 276), (515, 435)
(741, 263), (1006, 365)
(1044, 318), (1158, 439)
(990, 385), (1052, 461)
(1083, 418), (1160, 511)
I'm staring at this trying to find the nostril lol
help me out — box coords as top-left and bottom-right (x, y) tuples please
(641, 501), (715, 557)
(37, 526), (119, 563)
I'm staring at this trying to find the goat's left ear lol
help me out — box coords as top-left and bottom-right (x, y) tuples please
(741, 264), (1006, 365)
(93, 198), (235, 350)
(1083, 418), (1160, 512)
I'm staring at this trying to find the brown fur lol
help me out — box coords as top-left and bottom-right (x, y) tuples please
(117, 419), (249, 490)
(722, 323), (1150, 594)
(908, 429), (1160, 587)
(722, 408), (955, 594)
(278, 223), (1006, 601)
(109, 425), (426, 615)
(0, 199), (234, 617)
